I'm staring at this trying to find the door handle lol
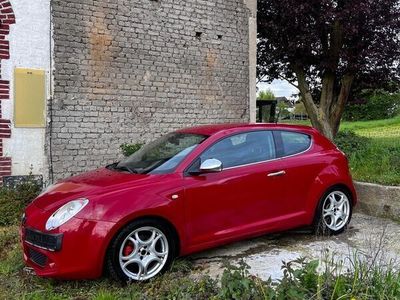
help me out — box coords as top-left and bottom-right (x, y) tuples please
(267, 170), (286, 177)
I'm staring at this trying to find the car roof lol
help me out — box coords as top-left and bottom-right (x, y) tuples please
(176, 123), (316, 136)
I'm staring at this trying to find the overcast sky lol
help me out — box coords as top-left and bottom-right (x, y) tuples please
(257, 79), (299, 98)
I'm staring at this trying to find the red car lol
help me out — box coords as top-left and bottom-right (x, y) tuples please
(20, 123), (356, 281)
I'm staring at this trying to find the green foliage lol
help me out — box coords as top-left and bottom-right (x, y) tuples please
(334, 130), (369, 158)
(344, 90), (400, 121)
(218, 261), (266, 300)
(0, 226), (23, 276)
(277, 101), (290, 120)
(258, 89), (275, 101)
(120, 143), (144, 157)
(348, 137), (400, 186)
(0, 179), (41, 226)
(333, 126), (400, 185)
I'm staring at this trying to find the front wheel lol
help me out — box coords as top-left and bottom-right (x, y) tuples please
(313, 188), (352, 235)
(106, 219), (176, 282)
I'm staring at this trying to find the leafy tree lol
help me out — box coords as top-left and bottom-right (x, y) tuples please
(258, 0), (400, 139)
(277, 101), (290, 120)
(344, 90), (400, 121)
(257, 89), (276, 100)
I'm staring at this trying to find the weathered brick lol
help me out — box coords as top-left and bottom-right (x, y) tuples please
(50, 0), (251, 180)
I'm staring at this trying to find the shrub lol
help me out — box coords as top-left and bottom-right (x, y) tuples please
(0, 180), (41, 226)
(120, 143), (144, 157)
(334, 130), (369, 157)
(218, 261), (266, 300)
(344, 90), (400, 121)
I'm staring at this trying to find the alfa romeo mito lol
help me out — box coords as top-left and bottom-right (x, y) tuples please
(20, 123), (356, 281)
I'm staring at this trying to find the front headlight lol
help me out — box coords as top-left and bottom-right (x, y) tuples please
(45, 198), (89, 231)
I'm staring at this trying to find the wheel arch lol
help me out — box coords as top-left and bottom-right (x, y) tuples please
(311, 182), (355, 225)
(101, 214), (181, 276)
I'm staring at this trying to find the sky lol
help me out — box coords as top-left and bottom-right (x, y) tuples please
(257, 79), (299, 98)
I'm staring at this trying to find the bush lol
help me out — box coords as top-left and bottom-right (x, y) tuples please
(344, 90), (400, 121)
(0, 180), (41, 226)
(120, 143), (144, 157)
(334, 130), (369, 157)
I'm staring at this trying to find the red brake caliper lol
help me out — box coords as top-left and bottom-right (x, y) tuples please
(123, 242), (134, 256)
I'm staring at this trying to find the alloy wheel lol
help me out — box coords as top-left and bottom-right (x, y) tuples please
(322, 191), (350, 231)
(118, 226), (169, 281)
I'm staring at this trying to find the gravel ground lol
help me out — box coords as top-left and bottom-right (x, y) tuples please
(189, 213), (400, 280)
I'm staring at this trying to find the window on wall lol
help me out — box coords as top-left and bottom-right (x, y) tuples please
(14, 68), (46, 128)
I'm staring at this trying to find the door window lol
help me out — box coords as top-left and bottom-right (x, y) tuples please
(200, 131), (276, 169)
(279, 131), (311, 156)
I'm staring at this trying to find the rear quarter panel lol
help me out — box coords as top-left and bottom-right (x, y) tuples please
(302, 131), (357, 224)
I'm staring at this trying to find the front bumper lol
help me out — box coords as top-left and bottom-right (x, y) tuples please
(20, 205), (116, 279)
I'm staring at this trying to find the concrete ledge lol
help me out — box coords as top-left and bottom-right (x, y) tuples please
(354, 181), (400, 221)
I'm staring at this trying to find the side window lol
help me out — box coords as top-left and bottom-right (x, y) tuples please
(200, 131), (276, 169)
(279, 131), (311, 157)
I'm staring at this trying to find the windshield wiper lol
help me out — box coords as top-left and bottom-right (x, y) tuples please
(108, 163), (138, 174)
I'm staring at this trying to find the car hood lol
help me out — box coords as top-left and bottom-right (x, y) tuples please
(33, 167), (158, 211)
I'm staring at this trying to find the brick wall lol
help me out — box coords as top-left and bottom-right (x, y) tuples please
(0, 0), (14, 184)
(51, 0), (252, 180)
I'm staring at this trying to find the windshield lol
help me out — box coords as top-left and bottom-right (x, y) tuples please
(114, 132), (208, 174)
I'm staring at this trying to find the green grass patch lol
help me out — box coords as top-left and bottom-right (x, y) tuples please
(347, 137), (400, 185)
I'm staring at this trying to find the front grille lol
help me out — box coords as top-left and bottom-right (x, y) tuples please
(25, 228), (63, 251)
(28, 248), (48, 267)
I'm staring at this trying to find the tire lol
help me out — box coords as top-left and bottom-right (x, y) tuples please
(105, 218), (177, 282)
(313, 187), (353, 236)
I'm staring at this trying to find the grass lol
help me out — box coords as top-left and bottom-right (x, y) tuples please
(282, 116), (400, 185)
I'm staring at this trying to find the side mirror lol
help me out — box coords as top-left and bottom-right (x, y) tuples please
(199, 158), (223, 173)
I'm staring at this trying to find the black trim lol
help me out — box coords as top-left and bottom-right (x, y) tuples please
(25, 228), (63, 251)
(272, 131), (285, 157)
(28, 247), (48, 267)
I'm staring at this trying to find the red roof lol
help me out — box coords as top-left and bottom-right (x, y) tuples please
(176, 123), (315, 136)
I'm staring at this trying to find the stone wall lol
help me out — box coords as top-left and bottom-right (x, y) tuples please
(51, 0), (254, 180)
(354, 181), (400, 221)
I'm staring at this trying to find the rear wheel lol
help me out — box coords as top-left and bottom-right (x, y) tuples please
(314, 188), (352, 235)
(106, 219), (176, 282)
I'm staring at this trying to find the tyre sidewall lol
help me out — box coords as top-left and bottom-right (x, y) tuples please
(313, 187), (353, 235)
(106, 219), (176, 282)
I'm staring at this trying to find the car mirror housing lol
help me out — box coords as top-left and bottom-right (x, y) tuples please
(199, 158), (223, 173)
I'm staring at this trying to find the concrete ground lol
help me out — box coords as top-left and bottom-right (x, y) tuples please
(189, 213), (400, 281)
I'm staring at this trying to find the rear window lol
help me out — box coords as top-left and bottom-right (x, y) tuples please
(277, 131), (311, 157)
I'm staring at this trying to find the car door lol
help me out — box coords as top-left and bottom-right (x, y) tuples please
(182, 130), (288, 248)
(272, 130), (318, 218)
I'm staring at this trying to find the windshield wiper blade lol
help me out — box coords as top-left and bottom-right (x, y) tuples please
(106, 162), (118, 169)
(113, 164), (138, 174)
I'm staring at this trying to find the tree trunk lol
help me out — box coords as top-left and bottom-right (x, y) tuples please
(293, 64), (354, 140)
